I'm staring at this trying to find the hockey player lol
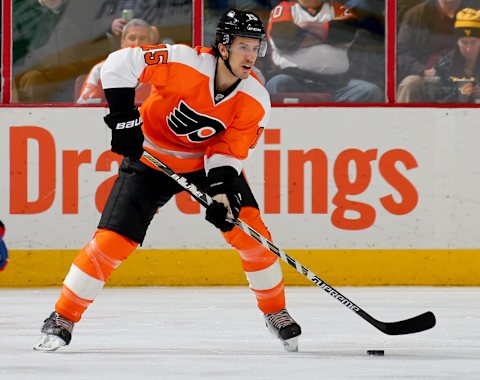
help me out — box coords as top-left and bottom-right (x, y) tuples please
(0, 221), (8, 271)
(34, 9), (301, 353)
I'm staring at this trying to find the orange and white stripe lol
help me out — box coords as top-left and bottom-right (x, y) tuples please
(55, 229), (137, 322)
(223, 207), (286, 314)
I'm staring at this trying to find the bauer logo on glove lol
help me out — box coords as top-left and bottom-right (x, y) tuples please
(114, 116), (142, 130)
(103, 107), (144, 160)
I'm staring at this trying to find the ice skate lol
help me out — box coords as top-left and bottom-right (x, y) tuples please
(33, 311), (74, 352)
(264, 308), (302, 352)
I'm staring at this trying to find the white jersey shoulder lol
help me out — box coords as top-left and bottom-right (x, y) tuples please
(239, 75), (271, 129)
(100, 44), (216, 89)
(168, 44), (216, 77)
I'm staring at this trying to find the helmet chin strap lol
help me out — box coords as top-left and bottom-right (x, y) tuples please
(222, 51), (238, 78)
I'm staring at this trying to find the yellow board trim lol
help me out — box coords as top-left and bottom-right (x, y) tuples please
(1, 249), (479, 287)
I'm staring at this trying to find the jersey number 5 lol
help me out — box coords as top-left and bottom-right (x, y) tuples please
(142, 45), (169, 65)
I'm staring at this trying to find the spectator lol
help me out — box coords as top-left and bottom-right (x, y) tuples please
(12, 0), (50, 65)
(396, 0), (466, 103)
(342, 0), (385, 90)
(109, 8), (160, 44)
(13, 0), (70, 102)
(397, 0), (422, 25)
(265, 0), (384, 102)
(13, 0), (110, 102)
(97, 0), (193, 48)
(77, 19), (155, 104)
(430, 7), (480, 102)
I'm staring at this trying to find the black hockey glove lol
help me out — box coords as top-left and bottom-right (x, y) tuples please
(103, 107), (144, 160)
(205, 166), (242, 232)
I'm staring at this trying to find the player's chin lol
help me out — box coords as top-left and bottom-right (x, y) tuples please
(236, 69), (251, 79)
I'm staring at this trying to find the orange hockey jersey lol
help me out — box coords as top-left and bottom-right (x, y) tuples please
(100, 44), (271, 174)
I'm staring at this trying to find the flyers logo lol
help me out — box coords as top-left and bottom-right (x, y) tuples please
(167, 101), (226, 143)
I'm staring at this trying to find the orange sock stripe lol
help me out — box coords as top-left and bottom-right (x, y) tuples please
(56, 229), (137, 323)
(252, 281), (286, 314)
(55, 284), (93, 323)
(221, 207), (285, 313)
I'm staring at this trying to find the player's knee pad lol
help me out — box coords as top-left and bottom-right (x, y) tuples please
(72, 228), (137, 282)
(238, 245), (278, 271)
(93, 228), (138, 261)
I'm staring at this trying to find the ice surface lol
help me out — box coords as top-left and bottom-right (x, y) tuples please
(1, 287), (479, 380)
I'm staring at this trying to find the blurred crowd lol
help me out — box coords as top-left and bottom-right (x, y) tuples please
(4, 0), (480, 104)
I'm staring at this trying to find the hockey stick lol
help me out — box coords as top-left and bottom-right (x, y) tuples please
(142, 151), (436, 335)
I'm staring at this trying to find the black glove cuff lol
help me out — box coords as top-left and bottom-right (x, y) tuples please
(207, 166), (239, 196)
(104, 88), (135, 113)
(104, 107), (142, 131)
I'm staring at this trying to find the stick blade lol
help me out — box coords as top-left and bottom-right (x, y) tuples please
(376, 311), (436, 335)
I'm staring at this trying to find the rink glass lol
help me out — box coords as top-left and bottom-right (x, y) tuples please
(10, 1), (193, 103)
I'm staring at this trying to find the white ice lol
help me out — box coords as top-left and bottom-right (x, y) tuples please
(1, 286), (479, 380)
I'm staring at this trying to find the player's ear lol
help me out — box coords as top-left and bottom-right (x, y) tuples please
(218, 43), (228, 60)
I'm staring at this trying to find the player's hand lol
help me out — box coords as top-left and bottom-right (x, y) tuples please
(104, 107), (144, 160)
(206, 193), (241, 232)
(205, 166), (242, 232)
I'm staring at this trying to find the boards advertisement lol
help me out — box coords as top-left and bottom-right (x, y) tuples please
(1, 107), (479, 285)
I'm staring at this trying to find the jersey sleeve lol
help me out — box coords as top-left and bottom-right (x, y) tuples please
(100, 44), (173, 89)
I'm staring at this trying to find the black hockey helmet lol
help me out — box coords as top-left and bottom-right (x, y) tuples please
(214, 9), (267, 57)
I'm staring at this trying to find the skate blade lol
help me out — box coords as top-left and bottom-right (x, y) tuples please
(33, 334), (66, 352)
(282, 337), (298, 352)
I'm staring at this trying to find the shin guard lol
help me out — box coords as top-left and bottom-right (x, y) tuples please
(222, 207), (286, 314)
(55, 229), (137, 322)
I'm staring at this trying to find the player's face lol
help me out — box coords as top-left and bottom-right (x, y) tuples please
(121, 26), (152, 48)
(227, 37), (260, 79)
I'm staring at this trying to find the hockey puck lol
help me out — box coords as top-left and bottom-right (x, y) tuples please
(367, 350), (384, 356)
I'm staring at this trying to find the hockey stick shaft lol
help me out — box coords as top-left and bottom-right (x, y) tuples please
(142, 151), (435, 335)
